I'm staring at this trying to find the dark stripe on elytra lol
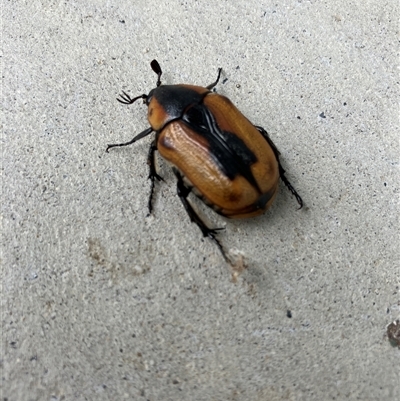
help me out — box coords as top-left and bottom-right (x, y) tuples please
(182, 104), (261, 193)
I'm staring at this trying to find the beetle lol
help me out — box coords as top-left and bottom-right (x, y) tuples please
(107, 60), (303, 263)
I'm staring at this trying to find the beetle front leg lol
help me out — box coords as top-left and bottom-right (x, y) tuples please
(255, 126), (303, 209)
(173, 169), (229, 262)
(206, 68), (222, 90)
(147, 140), (164, 215)
(106, 127), (154, 153)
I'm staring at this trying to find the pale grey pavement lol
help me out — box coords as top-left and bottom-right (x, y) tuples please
(2, 1), (399, 400)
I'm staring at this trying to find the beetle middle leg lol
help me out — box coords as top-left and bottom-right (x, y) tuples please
(147, 140), (164, 215)
(255, 126), (303, 209)
(173, 169), (229, 262)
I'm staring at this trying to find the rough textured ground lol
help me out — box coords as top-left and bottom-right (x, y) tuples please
(2, 1), (399, 400)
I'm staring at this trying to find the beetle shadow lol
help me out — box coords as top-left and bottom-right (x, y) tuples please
(225, 185), (307, 288)
(227, 183), (306, 232)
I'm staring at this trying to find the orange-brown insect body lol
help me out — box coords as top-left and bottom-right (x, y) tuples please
(107, 60), (302, 262)
(153, 88), (279, 218)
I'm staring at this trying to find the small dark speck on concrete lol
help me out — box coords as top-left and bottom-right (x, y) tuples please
(236, 66), (240, 69)
(297, 116), (301, 119)
(343, 102), (347, 106)
(119, 20), (125, 23)
(287, 310), (292, 318)
(222, 78), (228, 84)
(387, 320), (400, 348)
(319, 112), (326, 118)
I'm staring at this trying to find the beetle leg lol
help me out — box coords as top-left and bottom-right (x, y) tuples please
(255, 126), (303, 209)
(278, 165), (304, 209)
(147, 140), (164, 214)
(174, 169), (229, 262)
(206, 68), (222, 90)
(106, 127), (153, 153)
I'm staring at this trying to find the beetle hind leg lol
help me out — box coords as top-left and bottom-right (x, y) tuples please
(277, 165), (303, 209)
(147, 140), (164, 215)
(174, 169), (229, 262)
(255, 126), (303, 209)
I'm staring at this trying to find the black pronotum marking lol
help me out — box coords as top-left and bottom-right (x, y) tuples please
(147, 85), (205, 121)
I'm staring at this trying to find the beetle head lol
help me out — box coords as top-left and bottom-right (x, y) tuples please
(122, 60), (208, 132)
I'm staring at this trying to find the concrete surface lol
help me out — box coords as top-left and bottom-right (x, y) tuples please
(2, 1), (399, 400)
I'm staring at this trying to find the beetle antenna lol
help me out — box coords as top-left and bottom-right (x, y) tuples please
(117, 92), (147, 105)
(150, 60), (162, 87)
